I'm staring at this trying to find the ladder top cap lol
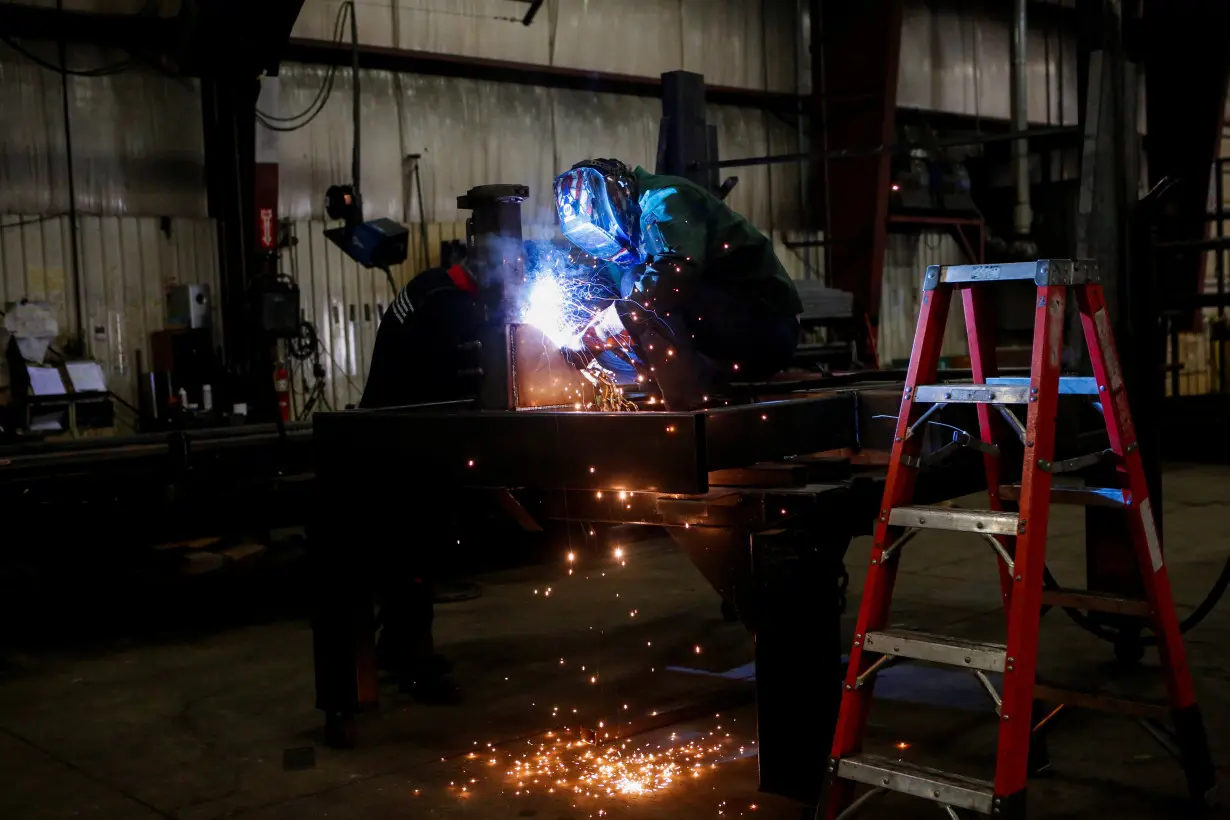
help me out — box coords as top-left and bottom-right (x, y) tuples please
(923, 259), (1100, 290)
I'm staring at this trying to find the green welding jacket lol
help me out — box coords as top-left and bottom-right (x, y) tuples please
(633, 166), (803, 317)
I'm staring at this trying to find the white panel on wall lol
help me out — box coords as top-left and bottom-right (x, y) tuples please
(292, 0), (799, 92)
(878, 231), (970, 367)
(897, 0), (1079, 125)
(0, 215), (219, 409)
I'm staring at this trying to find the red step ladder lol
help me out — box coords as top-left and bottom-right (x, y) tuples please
(822, 260), (1218, 819)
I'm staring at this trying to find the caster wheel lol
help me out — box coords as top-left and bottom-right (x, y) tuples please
(325, 712), (357, 749)
(720, 599), (739, 623)
(1114, 634), (1146, 665)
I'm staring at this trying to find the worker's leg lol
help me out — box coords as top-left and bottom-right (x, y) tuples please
(375, 497), (460, 704)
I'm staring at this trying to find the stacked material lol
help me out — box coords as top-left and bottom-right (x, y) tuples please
(794, 280), (855, 321)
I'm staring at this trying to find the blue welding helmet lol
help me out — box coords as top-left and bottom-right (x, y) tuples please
(553, 159), (644, 267)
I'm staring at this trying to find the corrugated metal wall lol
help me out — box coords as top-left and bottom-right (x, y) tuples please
(898, 0), (1079, 124)
(877, 231), (970, 367)
(292, 0), (802, 92)
(0, 0), (1087, 417)
(0, 45), (207, 217)
(0, 215), (219, 409)
(271, 65), (805, 233)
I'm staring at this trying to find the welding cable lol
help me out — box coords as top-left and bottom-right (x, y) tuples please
(0, 36), (134, 77)
(255, 2), (351, 132)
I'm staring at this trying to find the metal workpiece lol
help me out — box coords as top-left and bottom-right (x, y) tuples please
(456, 184), (530, 411)
(314, 390), (861, 495)
(922, 259), (1100, 290)
(704, 392), (858, 468)
(314, 407), (708, 493)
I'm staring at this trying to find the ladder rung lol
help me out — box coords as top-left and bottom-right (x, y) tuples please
(863, 629), (1006, 673)
(1040, 587), (1152, 617)
(889, 506), (1020, 535)
(1033, 679), (1170, 720)
(923, 259), (1098, 289)
(835, 753), (996, 815)
(999, 483), (1126, 507)
(985, 376), (1101, 395)
(913, 384), (1028, 404)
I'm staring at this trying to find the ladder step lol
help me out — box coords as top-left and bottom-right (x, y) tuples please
(986, 375), (1101, 395)
(889, 505), (1020, 535)
(1033, 678), (1170, 720)
(836, 753), (996, 815)
(863, 629), (1007, 672)
(999, 483), (1126, 507)
(1040, 587), (1152, 617)
(914, 384), (1028, 404)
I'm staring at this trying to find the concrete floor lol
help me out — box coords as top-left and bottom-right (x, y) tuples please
(1, 465), (1228, 819)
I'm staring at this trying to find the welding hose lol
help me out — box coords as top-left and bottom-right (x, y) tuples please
(1042, 556), (1230, 646)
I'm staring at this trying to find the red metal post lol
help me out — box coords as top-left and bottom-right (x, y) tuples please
(811, 0), (903, 361)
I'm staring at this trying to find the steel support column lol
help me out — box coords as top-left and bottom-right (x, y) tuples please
(810, 0), (903, 362)
(1142, 0), (1230, 319)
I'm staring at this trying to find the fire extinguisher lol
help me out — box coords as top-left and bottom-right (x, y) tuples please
(274, 361), (291, 422)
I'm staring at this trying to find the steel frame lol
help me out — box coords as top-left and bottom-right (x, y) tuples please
(313, 392), (859, 495)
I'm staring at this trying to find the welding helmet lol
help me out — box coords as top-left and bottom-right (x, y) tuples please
(553, 159), (644, 267)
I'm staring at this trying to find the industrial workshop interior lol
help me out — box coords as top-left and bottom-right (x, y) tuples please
(4, 0), (1230, 818)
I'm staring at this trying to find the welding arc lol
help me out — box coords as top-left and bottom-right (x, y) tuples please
(1042, 559), (1230, 646)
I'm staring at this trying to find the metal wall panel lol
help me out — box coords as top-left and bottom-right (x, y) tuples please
(291, 0), (799, 92)
(878, 230), (969, 367)
(274, 64), (800, 232)
(0, 215), (219, 408)
(897, 0), (1079, 125)
(0, 45), (207, 217)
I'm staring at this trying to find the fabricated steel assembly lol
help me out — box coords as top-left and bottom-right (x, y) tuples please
(456, 183), (529, 410)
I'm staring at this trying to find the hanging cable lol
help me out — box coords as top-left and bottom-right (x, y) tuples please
(255, 1), (352, 133)
(0, 35), (133, 76)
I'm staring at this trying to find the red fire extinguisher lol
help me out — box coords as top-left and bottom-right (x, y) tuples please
(274, 361), (291, 422)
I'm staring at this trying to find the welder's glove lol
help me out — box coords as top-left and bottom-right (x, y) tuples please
(637, 254), (703, 313)
(614, 287), (714, 411)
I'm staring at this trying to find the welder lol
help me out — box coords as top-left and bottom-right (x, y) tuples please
(553, 158), (803, 408)
(359, 261), (483, 704)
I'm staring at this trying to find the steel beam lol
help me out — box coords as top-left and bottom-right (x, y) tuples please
(314, 392), (859, 495)
(282, 38), (802, 112)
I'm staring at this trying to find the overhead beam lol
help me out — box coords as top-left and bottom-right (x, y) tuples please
(0, 4), (173, 49)
(281, 37), (804, 111)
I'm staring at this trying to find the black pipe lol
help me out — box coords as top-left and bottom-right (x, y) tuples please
(349, 1), (360, 204)
(57, 0), (84, 347)
(702, 124), (1082, 170)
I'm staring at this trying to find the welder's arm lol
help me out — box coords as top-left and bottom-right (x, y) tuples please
(615, 276), (712, 411)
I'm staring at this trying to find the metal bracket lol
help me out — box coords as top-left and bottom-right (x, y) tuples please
(902, 430), (999, 469)
(1038, 448), (1115, 474)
